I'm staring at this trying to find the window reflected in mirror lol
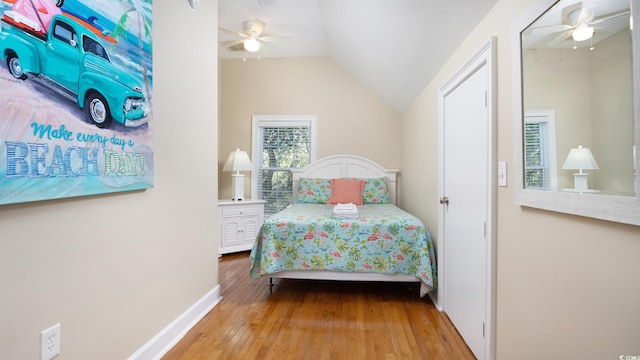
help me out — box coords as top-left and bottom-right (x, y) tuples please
(524, 110), (558, 190)
(520, 0), (635, 196)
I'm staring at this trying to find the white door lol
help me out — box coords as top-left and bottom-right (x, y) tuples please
(440, 54), (491, 359)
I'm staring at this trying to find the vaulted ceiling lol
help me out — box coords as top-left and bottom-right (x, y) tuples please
(219, 0), (498, 113)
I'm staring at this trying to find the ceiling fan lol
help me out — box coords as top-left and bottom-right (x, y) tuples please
(528, 2), (630, 47)
(219, 18), (288, 53)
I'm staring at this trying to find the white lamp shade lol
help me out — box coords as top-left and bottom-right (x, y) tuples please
(243, 37), (260, 52)
(223, 149), (253, 173)
(562, 146), (599, 170)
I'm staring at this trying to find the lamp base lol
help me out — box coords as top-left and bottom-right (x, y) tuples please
(562, 172), (598, 193)
(231, 173), (245, 201)
(573, 172), (589, 191)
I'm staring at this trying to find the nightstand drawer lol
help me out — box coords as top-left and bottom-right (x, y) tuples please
(220, 205), (262, 218)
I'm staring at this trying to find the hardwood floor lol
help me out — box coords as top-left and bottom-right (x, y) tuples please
(163, 252), (475, 360)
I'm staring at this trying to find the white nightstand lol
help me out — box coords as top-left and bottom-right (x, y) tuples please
(218, 199), (266, 255)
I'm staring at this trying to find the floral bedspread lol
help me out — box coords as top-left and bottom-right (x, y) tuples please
(249, 204), (437, 296)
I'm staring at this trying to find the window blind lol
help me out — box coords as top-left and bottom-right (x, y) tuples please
(256, 125), (311, 214)
(524, 121), (550, 189)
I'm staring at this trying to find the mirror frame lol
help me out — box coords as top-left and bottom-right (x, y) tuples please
(512, 0), (640, 226)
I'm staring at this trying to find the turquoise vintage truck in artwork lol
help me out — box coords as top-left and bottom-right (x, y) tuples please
(0, 12), (148, 129)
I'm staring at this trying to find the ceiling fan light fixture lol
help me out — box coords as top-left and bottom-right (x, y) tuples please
(244, 37), (260, 52)
(572, 24), (594, 42)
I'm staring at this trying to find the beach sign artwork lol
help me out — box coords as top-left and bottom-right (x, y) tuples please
(0, 0), (154, 205)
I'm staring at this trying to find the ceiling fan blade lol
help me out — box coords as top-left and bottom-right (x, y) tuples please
(257, 33), (292, 42)
(561, 2), (583, 25)
(590, 9), (630, 25)
(547, 30), (572, 47)
(529, 24), (573, 36)
(241, 19), (265, 35)
(221, 39), (245, 48)
(592, 26), (613, 34)
(219, 27), (247, 38)
(575, 5), (596, 23)
(250, 18), (266, 35)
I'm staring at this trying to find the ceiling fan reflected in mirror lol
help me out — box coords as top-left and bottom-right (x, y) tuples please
(186, 0), (199, 11)
(527, 2), (630, 48)
(219, 18), (290, 53)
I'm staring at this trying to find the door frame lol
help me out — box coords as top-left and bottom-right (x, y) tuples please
(434, 37), (497, 360)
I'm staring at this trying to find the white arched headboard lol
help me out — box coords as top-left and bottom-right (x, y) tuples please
(291, 154), (399, 205)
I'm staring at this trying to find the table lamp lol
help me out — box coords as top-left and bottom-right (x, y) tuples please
(223, 149), (253, 201)
(562, 145), (599, 192)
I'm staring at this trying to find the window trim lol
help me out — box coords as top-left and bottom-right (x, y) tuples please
(251, 115), (318, 206)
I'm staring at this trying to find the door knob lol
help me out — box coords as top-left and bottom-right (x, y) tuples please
(439, 197), (449, 205)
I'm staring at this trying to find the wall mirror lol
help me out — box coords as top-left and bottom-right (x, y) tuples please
(512, 0), (640, 226)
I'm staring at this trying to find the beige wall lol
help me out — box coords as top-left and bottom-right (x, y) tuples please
(401, 0), (640, 359)
(0, 2), (219, 359)
(523, 46), (592, 189)
(591, 30), (635, 193)
(218, 57), (401, 200)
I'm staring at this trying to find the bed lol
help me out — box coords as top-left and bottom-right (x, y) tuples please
(249, 154), (437, 297)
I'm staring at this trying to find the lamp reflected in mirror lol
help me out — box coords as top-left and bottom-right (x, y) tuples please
(561, 145), (599, 193)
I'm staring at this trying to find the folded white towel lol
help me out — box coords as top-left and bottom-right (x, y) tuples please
(333, 203), (358, 218)
(333, 203), (357, 213)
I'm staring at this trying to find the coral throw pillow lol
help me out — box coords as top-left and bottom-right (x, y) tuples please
(328, 178), (365, 205)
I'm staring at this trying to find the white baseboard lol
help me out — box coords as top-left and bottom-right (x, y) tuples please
(128, 285), (222, 360)
(429, 290), (442, 311)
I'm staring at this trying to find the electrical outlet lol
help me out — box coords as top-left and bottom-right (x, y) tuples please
(40, 323), (61, 360)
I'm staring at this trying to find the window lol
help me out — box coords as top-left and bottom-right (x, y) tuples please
(524, 110), (557, 190)
(252, 115), (317, 215)
(83, 36), (109, 61)
(53, 21), (76, 45)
